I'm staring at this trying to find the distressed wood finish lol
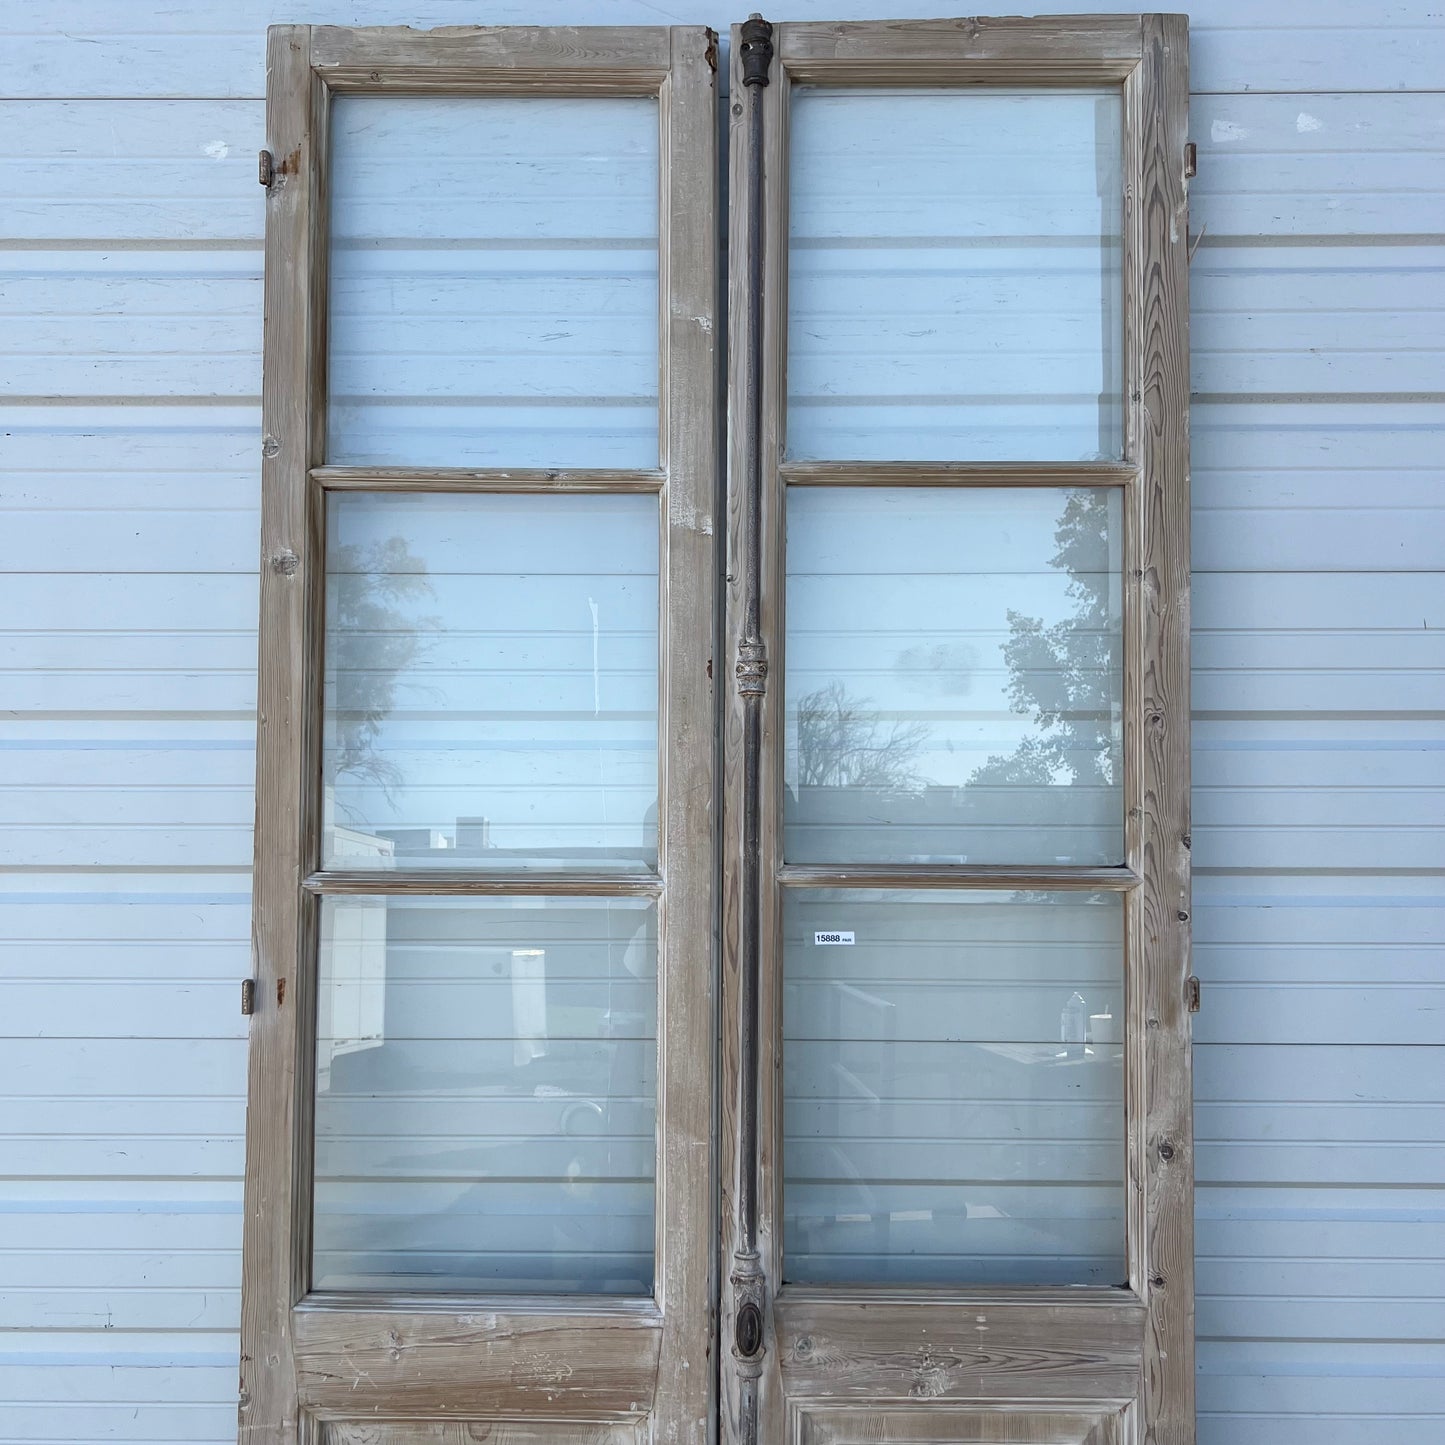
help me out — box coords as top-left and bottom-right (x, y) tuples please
(313, 467), (665, 494)
(777, 15), (1145, 83)
(793, 1406), (1130, 1445)
(779, 864), (1141, 892)
(294, 1305), (662, 1418)
(240, 25), (323, 1445)
(780, 461), (1137, 487)
(243, 22), (718, 1445)
(1128, 15), (1196, 1444)
(775, 1292), (1144, 1404)
(322, 1424), (642, 1445)
(652, 26), (721, 1445)
(720, 21), (791, 1445)
(303, 870), (662, 898)
(723, 14), (1194, 1445)
(311, 26), (673, 93)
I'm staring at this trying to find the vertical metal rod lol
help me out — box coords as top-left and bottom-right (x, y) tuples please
(731, 15), (773, 1445)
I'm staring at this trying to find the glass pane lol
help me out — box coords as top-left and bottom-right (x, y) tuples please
(787, 87), (1122, 462)
(328, 95), (659, 467)
(322, 492), (658, 870)
(785, 487), (1123, 865)
(783, 889), (1124, 1285)
(313, 895), (656, 1294)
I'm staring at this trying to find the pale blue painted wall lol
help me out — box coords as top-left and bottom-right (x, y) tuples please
(0, 3), (1441, 1440)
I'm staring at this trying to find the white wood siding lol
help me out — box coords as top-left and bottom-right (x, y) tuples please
(0, 3), (1440, 1441)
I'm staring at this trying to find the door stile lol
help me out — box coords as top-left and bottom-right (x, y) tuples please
(724, 17), (771, 1445)
(655, 26), (723, 1445)
(721, 16), (790, 1445)
(1127, 14), (1195, 1440)
(243, 24), (324, 1443)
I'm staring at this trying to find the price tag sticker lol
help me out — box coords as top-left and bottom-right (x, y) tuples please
(814, 930), (855, 946)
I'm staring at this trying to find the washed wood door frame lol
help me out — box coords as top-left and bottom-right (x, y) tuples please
(241, 24), (718, 1444)
(720, 15), (1193, 1445)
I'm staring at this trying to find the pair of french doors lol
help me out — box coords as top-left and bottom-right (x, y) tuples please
(241, 16), (1193, 1445)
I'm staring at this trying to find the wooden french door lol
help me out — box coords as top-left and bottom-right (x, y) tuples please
(242, 15), (1193, 1445)
(242, 23), (718, 1445)
(719, 15), (1193, 1445)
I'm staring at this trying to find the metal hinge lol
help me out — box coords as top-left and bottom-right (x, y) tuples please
(258, 149), (274, 187)
(1184, 141), (1197, 179)
(1186, 976), (1202, 1013)
(240, 978), (256, 1016)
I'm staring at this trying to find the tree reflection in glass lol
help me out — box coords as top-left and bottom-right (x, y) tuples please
(784, 486), (1122, 866)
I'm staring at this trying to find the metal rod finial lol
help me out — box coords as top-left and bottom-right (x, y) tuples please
(739, 15), (774, 87)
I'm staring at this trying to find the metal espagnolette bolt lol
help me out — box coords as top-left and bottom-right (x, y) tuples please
(736, 1300), (764, 1359)
(258, 149), (274, 187)
(1184, 141), (1197, 178)
(1187, 976), (1202, 1013)
(240, 978), (256, 1016)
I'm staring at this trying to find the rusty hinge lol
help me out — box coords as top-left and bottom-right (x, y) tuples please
(1186, 976), (1202, 1013)
(258, 149), (274, 188)
(240, 978), (256, 1016)
(1184, 141), (1197, 179)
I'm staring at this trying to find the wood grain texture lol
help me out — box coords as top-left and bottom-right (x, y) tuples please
(780, 462), (1136, 488)
(313, 468), (665, 494)
(775, 1292), (1144, 1404)
(1127, 15), (1195, 1445)
(778, 864), (1141, 892)
(302, 869), (662, 897)
(322, 1424), (642, 1445)
(310, 26), (671, 93)
(294, 1304), (661, 1417)
(239, 25), (322, 1445)
(719, 27), (789, 1445)
(652, 25), (719, 1445)
(793, 1403), (1130, 1445)
(748, 13), (1193, 1445)
(776, 15), (1145, 83)
(242, 22), (718, 1445)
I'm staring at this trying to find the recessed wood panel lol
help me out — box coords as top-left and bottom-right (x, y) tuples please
(294, 1303), (662, 1418)
(320, 1424), (644, 1445)
(775, 1291), (1144, 1405)
(793, 1404), (1127, 1445)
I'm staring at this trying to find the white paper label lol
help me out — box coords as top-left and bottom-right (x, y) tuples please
(814, 930), (854, 946)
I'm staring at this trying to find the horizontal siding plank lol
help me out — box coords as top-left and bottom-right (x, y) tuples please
(6, 89), (1438, 245)
(1191, 92), (1445, 236)
(0, 6), (1441, 1443)
(0, 101), (264, 242)
(4, 0), (1444, 96)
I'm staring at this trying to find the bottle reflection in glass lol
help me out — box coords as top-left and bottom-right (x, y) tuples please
(1061, 990), (1089, 1061)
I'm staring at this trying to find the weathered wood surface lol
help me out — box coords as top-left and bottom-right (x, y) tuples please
(302, 869), (663, 896)
(777, 15), (1144, 83)
(313, 468), (665, 493)
(294, 1304), (662, 1417)
(652, 24), (721, 1445)
(322, 1423), (642, 1445)
(1127, 15), (1196, 1445)
(778, 864), (1141, 892)
(310, 25), (672, 91)
(239, 24), (321, 1445)
(794, 1403), (1129, 1445)
(780, 462), (1136, 488)
(241, 21), (719, 1445)
(775, 1291), (1145, 1404)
